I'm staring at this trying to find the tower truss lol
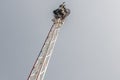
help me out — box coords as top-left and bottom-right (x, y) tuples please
(27, 2), (70, 80)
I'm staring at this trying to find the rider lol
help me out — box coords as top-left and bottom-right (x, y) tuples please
(53, 2), (68, 20)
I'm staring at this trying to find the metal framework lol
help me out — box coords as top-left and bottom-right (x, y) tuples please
(27, 2), (70, 80)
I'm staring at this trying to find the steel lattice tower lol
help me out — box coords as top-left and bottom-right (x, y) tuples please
(27, 2), (70, 80)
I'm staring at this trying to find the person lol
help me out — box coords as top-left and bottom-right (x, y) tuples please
(53, 2), (69, 20)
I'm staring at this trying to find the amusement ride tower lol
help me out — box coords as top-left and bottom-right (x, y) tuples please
(27, 2), (70, 80)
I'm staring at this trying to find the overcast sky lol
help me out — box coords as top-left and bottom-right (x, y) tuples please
(0, 0), (120, 80)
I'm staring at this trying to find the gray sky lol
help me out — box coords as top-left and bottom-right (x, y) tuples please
(0, 0), (120, 80)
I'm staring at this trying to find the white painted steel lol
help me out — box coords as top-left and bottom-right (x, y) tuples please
(27, 18), (64, 80)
